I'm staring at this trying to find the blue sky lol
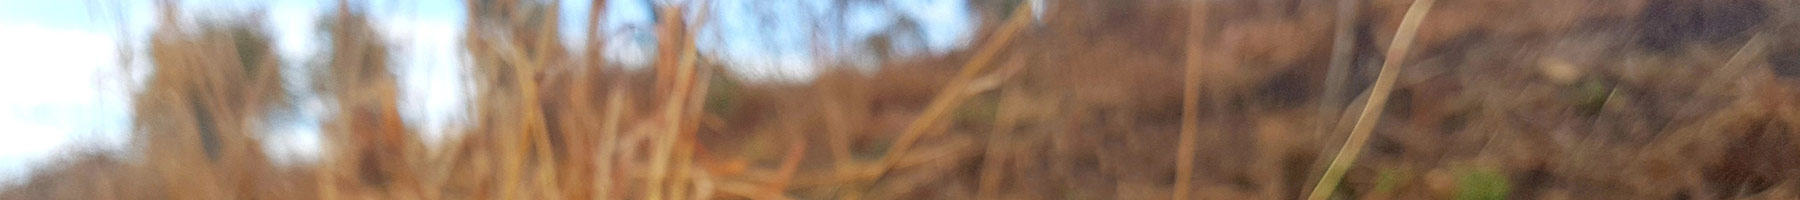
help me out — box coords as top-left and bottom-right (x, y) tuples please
(0, 0), (971, 183)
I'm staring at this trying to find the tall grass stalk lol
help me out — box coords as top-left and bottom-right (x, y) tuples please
(1307, 0), (1435, 199)
(1174, 0), (1207, 199)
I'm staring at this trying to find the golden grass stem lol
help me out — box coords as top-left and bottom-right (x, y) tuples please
(671, 61), (712, 200)
(497, 0), (564, 197)
(317, 3), (348, 199)
(819, 85), (858, 180)
(485, 24), (533, 199)
(585, 0), (608, 70)
(595, 86), (626, 200)
(528, 2), (563, 198)
(976, 62), (1026, 200)
(647, 3), (703, 199)
(1306, 0), (1434, 199)
(1174, 0), (1207, 199)
(835, 2), (1035, 199)
(866, 0), (1036, 183)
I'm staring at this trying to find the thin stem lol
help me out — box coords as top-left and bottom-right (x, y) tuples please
(864, 0), (1036, 183)
(1306, 0), (1434, 199)
(1173, 0), (1207, 199)
(977, 67), (1027, 200)
(1316, 0), (1359, 138)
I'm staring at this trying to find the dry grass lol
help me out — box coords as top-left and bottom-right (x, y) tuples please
(1306, 0), (1434, 199)
(8, 0), (1800, 200)
(1172, 0), (1207, 199)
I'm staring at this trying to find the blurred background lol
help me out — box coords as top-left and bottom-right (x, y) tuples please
(0, 0), (969, 180)
(1, 0), (1799, 199)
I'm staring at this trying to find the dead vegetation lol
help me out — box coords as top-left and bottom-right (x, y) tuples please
(7, 0), (1800, 199)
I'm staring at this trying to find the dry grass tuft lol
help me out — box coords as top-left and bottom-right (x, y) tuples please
(10, 1), (1800, 200)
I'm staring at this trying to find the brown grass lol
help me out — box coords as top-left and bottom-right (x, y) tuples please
(9, 0), (1800, 200)
(1307, 0), (1434, 199)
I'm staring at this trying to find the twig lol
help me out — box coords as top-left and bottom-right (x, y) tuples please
(1306, 0), (1435, 199)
